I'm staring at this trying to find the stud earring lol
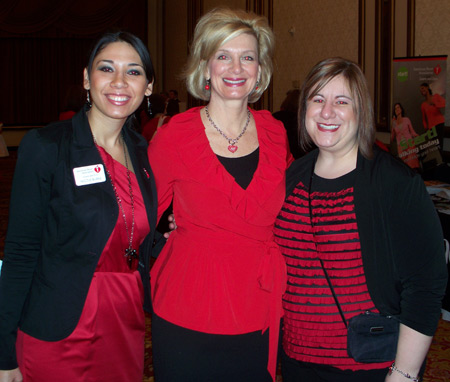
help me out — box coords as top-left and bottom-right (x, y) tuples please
(205, 79), (211, 91)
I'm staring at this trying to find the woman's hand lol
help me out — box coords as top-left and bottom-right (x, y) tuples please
(384, 324), (431, 382)
(163, 214), (177, 239)
(0, 368), (23, 382)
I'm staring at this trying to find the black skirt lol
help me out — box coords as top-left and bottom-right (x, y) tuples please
(151, 312), (271, 382)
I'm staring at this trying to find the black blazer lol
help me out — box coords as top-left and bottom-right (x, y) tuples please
(0, 108), (157, 370)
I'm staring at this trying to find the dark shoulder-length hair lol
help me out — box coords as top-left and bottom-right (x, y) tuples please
(86, 31), (155, 84)
(392, 102), (405, 118)
(298, 57), (375, 159)
(420, 82), (432, 95)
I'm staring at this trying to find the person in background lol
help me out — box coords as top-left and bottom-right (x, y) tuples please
(141, 93), (171, 141)
(419, 82), (446, 154)
(273, 89), (304, 159)
(165, 89), (180, 116)
(159, 91), (169, 105)
(59, 84), (86, 120)
(274, 57), (447, 382)
(390, 102), (420, 170)
(0, 31), (157, 382)
(148, 8), (292, 381)
(420, 82), (446, 132)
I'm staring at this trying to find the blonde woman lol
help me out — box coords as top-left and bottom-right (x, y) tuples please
(148, 8), (292, 381)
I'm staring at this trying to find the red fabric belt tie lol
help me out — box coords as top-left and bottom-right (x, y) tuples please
(258, 241), (286, 381)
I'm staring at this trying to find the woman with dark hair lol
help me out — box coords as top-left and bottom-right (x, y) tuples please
(148, 7), (292, 381)
(391, 102), (420, 169)
(141, 93), (171, 141)
(274, 57), (447, 382)
(0, 31), (157, 382)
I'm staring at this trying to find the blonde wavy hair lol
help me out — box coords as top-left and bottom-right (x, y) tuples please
(184, 8), (275, 103)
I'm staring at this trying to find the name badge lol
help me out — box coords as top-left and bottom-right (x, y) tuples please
(73, 164), (106, 186)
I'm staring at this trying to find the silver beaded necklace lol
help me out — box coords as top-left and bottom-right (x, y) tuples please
(93, 133), (137, 268)
(205, 105), (251, 153)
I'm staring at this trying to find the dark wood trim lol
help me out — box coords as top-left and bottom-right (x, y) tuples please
(374, 0), (393, 131)
(187, 0), (204, 109)
(187, 0), (203, 53)
(246, 0), (274, 112)
(407, 0), (415, 56)
(358, 0), (365, 69)
(161, 0), (166, 93)
(374, 0), (381, 127)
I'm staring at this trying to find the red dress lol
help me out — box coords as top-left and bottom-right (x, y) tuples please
(148, 107), (293, 380)
(16, 147), (150, 382)
(142, 115), (171, 141)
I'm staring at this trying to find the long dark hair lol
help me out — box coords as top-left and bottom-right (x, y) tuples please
(392, 102), (405, 119)
(86, 31), (154, 84)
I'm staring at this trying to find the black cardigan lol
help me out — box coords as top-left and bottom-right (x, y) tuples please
(287, 148), (448, 336)
(0, 108), (158, 369)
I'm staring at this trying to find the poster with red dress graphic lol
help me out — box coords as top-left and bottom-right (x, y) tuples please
(392, 56), (447, 172)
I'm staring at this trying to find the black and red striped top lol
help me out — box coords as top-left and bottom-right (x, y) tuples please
(275, 170), (392, 370)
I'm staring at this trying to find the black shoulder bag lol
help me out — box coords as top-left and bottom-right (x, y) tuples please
(309, 166), (399, 363)
(319, 259), (399, 363)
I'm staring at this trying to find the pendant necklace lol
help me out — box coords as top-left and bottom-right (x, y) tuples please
(205, 105), (251, 153)
(93, 133), (138, 268)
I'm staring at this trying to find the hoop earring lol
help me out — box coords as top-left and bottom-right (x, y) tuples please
(147, 96), (152, 116)
(205, 79), (211, 91)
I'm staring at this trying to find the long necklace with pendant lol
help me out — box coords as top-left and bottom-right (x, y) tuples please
(93, 133), (137, 268)
(205, 105), (251, 153)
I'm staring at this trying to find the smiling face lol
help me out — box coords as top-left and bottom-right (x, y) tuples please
(305, 75), (359, 156)
(420, 85), (429, 97)
(84, 41), (153, 123)
(206, 33), (260, 105)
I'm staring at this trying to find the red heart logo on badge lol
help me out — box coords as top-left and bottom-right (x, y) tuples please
(434, 65), (441, 75)
(94, 166), (101, 173)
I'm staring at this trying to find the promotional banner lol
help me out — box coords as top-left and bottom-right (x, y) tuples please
(392, 56), (447, 171)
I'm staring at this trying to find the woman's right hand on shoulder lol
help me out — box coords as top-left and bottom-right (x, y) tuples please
(0, 368), (23, 382)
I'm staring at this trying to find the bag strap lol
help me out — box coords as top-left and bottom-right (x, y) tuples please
(319, 259), (348, 329)
(309, 166), (348, 328)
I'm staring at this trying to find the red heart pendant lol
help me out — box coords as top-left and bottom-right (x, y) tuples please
(228, 145), (238, 153)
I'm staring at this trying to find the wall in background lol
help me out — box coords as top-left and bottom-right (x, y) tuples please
(272, 0), (359, 112)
